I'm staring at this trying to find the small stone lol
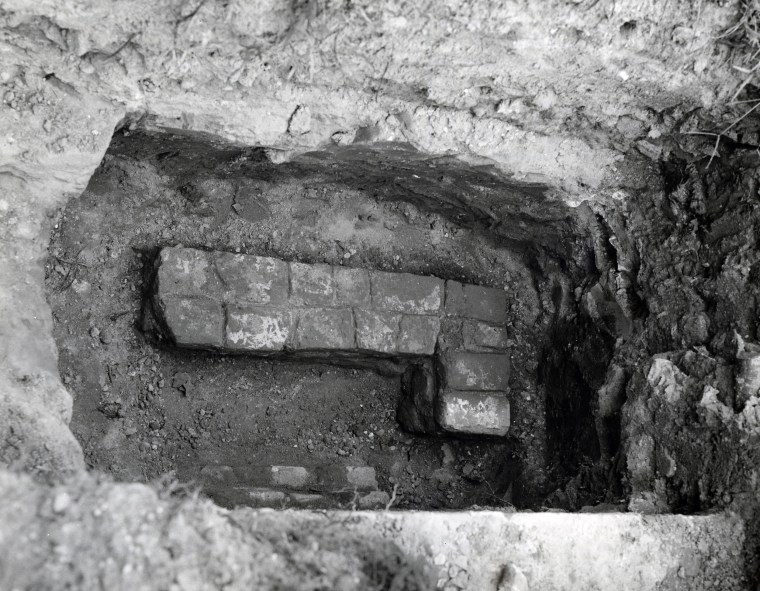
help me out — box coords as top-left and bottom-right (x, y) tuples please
(172, 372), (192, 395)
(441, 443), (455, 466)
(89, 326), (100, 338)
(52, 491), (71, 514)
(358, 490), (390, 509)
(497, 563), (529, 591)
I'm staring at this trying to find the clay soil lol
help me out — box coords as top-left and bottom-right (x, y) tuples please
(44, 130), (559, 510)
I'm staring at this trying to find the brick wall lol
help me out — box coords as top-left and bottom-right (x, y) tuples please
(151, 247), (511, 436)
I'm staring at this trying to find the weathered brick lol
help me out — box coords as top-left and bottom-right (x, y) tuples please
(157, 247), (221, 298)
(215, 252), (288, 304)
(355, 310), (400, 353)
(290, 262), (334, 306)
(226, 305), (293, 351)
(345, 466), (378, 490)
(371, 271), (443, 314)
(398, 315), (440, 355)
(358, 490), (390, 508)
(445, 280), (507, 323)
(248, 488), (287, 504)
(295, 308), (355, 350)
(270, 466), (310, 489)
(335, 267), (371, 306)
(437, 390), (510, 436)
(463, 320), (509, 350)
(289, 493), (328, 507)
(158, 297), (224, 348)
(440, 351), (510, 391)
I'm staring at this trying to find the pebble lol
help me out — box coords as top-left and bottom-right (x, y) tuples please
(89, 326), (100, 338)
(52, 491), (71, 514)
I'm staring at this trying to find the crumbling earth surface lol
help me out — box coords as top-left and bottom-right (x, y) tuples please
(3, 0), (760, 588)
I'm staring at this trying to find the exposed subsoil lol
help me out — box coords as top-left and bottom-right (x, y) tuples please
(44, 130), (596, 510)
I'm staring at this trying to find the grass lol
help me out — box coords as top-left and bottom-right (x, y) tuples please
(721, 0), (760, 101)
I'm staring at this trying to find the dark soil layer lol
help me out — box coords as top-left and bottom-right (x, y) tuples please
(45, 130), (606, 509)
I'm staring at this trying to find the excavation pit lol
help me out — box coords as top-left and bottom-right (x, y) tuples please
(46, 129), (617, 511)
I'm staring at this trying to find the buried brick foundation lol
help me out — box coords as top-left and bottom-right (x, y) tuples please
(149, 246), (511, 437)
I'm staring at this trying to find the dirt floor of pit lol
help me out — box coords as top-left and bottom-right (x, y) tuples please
(42, 131), (584, 510)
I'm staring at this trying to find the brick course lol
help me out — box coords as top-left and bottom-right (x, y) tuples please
(153, 247), (513, 436)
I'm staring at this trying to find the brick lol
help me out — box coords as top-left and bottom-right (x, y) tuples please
(215, 252), (288, 305)
(270, 466), (310, 489)
(158, 297), (224, 348)
(445, 280), (507, 323)
(398, 315), (440, 355)
(345, 466), (378, 490)
(371, 271), (443, 314)
(355, 310), (400, 353)
(358, 491), (390, 508)
(463, 320), (509, 350)
(436, 391), (510, 436)
(295, 308), (355, 350)
(289, 493), (327, 507)
(290, 262), (334, 306)
(157, 247), (221, 298)
(226, 305), (293, 351)
(335, 267), (371, 306)
(248, 488), (287, 504)
(440, 351), (510, 391)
